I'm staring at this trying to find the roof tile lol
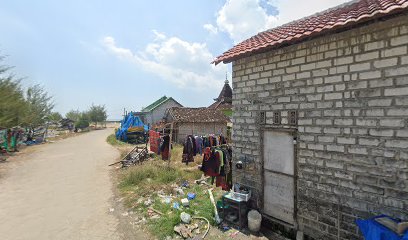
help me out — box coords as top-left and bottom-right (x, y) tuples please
(213, 0), (408, 64)
(168, 107), (230, 123)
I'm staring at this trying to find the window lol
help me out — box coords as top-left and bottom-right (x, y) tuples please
(259, 111), (266, 124)
(288, 110), (298, 126)
(273, 111), (281, 124)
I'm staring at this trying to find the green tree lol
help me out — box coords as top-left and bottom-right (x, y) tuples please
(0, 56), (27, 128)
(65, 110), (81, 122)
(87, 104), (107, 127)
(75, 112), (90, 129)
(47, 112), (62, 122)
(0, 54), (54, 129)
(21, 84), (54, 128)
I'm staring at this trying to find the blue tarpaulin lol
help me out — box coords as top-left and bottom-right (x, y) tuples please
(356, 215), (408, 240)
(116, 112), (148, 142)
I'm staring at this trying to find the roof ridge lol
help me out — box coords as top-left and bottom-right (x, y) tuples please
(213, 0), (408, 64)
(258, 0), (358, 36)
(142, 96), (168, 112)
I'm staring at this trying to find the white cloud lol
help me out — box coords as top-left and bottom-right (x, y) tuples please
(216, 0), (278, 43)
(270, 0), (351, 25)
(214, 0), (350, 44)
(203, 24), (218, 34)
(102, 34), (227, 90)
(152, 29), (166, 41)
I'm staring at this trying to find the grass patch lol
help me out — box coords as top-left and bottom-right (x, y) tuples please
(106, 133), (128, 146)
(142, 183), (222, 239)
(118, 145), (224, 239)
(119, 162), (202, 194)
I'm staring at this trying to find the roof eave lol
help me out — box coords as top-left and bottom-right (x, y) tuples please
(212, 4), (408, 65)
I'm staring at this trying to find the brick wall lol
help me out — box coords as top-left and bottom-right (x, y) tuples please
(231, 13), (408, 240)
(175, 122), (227, 143)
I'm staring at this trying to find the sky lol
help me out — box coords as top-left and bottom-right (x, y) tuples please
(1, 0), (350, 120)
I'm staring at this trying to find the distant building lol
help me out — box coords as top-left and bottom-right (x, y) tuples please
(209, 79), (233, 117)
(165, 107), (231, 143)
(140, 96), (183, 126)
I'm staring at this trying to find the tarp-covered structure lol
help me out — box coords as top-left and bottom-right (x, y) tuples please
(116, 112), (149, 143)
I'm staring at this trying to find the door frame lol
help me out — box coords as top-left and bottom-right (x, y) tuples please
(260, 126), (298, 227)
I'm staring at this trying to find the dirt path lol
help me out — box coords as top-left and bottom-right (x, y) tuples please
(0, 129), (140, 240)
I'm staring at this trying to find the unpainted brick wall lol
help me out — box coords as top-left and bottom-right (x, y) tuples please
(231, 13), (408, 240)
(175, 122), (227, 143)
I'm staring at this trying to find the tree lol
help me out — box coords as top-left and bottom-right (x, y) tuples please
(0, 56), (27, 128)
(0, 54), (54, 129)
(47, 112), (62, 122)
(87, 104), (107, 127)
(21, 84), (54, 128)
(75, 113), (90, 129)
(65, 110), (81, 122)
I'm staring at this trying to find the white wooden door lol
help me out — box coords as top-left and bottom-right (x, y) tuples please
(263, 130), (295, 224)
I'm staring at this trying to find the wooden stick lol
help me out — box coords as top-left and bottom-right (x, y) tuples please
(108, 145), (138, 166)
(167, 122), (173, 167)
(148, 207), (163, 215)
(122, 145), (138, 160)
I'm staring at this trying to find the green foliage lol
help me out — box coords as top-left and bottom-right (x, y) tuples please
(65, 110), (81, 122)
(75, 113), (90, 129)
(0, 55), (53, 128)
(148, 211), (181, 239)
(222, 109), (233, 117)
(106, 133), (127, 146)
(67, 105), (106, 129)
(0, 77), (26, 128)
(48, 112), (62, 122)
(21, 84), (54, 127)
(87, 104), (107, 127)
(120, 163), (202, 189)
(119, 160), (220, 239)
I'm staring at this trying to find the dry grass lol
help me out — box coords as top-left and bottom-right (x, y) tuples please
(117, 145), (224, 239)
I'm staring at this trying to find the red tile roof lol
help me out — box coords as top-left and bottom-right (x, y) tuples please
(208, 101), (232, 111)
(213, 0), (408, 65)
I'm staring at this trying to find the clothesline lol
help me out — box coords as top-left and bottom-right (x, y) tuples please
(210, 144), (230, 149)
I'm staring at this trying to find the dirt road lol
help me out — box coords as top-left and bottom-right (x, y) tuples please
(0, 129), (130, 240)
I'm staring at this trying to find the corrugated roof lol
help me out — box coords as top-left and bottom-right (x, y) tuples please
(213, 0), (408, 64)
(142, 96), (182, 112)
(167, 107), (231, 123)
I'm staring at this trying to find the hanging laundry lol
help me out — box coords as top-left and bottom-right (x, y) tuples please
(182, 135), (196, 164)
(194, 136), (203, 155)
(161, 135), (170, 160)
(200, 145), (232, 191)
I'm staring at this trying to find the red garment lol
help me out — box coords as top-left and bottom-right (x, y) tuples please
(162, 146), (169, 160)
(201, 147), (220, 177)
(216, 176), (228, 190)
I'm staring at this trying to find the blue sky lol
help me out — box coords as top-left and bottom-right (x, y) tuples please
(1, 0), (348, 120)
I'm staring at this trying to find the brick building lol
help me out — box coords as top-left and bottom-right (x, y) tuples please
(165, 107), (230, 143)
(213, 0), (408, 239)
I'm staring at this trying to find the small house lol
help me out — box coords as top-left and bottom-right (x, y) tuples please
(165, 107), (231, 143)
(214, 0), (408, 239)
(140, 96), (183, 126)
